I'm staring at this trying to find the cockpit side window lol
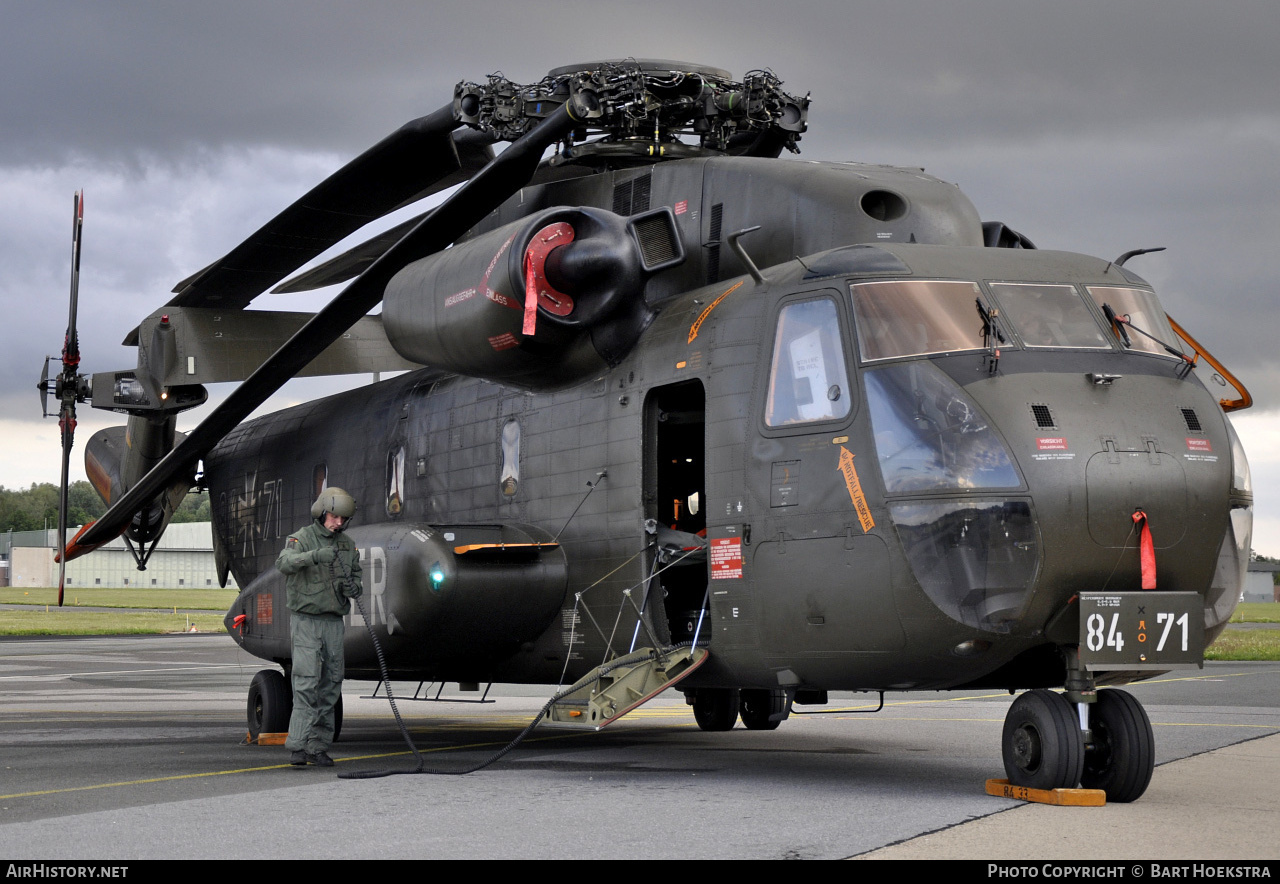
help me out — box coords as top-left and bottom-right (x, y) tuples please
(764, 298), (852, 427)
(989, 283), (1110, 349)
(851, 280), (986, 361)
(1086, 286), (1181, 357)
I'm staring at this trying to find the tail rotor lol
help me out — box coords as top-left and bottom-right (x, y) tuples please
(37, 191), (92, 605)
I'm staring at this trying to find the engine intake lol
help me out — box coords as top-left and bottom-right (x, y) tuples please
(383, 206), (683, 389)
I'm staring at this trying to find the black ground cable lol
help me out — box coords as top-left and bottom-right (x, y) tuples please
(339, 587), (689, 779)
(330, 533), (704, 778)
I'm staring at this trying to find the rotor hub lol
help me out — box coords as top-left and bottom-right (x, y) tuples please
(454, 61), (808, 158)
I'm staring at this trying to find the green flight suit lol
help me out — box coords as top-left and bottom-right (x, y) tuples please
(276, 519), (362, 754)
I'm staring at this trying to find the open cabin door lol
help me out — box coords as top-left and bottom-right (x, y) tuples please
(643, 381), (708, 644)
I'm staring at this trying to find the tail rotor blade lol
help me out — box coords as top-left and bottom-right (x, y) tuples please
(57, 405), (74, 607)
(64, 191), (83, 369)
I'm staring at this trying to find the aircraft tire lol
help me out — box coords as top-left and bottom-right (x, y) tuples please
(1081, 688), (1154, 802)
(739, 689), (790, 730)
(692, 688), (740, 731)
(333, 694), (343, 744)
(247, 669), (292, 739)
(1002, 689), (1084, 790)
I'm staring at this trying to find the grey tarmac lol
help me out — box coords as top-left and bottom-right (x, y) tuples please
(0, 634), (1276, 860)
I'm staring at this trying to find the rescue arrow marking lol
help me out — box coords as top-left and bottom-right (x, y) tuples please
(688, 280), (743, 344)
(837, 445), (875, 533)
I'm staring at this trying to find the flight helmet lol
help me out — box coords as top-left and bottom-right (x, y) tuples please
(311, 487), (357, 525)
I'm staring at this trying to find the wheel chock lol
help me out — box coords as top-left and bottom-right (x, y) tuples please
(250, 732), (288, 746)
(985, 779), (1106, 806)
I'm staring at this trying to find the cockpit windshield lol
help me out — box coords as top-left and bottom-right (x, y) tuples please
(850, 277), (1178, 362)
(1086, 286), (1182, 358)
(988, 283), (1110, 349)
(851, 280), (986, 361)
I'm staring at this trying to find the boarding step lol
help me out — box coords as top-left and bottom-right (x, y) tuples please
(547, 646), (708, 730)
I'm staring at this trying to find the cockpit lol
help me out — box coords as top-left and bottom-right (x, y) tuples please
(759, 249), (1247, 636)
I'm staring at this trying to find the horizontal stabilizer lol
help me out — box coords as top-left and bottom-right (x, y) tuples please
(107, 309), (418, 389)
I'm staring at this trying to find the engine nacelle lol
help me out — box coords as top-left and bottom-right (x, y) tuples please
(383, 206), (683, 389)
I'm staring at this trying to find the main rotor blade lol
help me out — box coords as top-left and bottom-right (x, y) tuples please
(146, 106), (483, 323)
(79, 104), (579, 550)
(270, 211), (425, 293)
(270, 129), (502, 294)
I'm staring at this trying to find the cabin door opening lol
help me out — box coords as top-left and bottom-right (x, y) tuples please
(644, 380), (708, 645)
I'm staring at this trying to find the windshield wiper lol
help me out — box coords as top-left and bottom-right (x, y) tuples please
(976, 298), (1006, 347)
(1102, 303), (1196, 375)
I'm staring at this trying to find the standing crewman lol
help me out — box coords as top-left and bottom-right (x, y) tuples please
(276, 487), (363, 767)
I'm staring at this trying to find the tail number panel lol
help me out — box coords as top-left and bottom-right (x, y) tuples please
(1079, 592), (1204, 670)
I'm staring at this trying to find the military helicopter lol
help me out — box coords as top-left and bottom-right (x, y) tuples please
(41, 60), (1254, 802)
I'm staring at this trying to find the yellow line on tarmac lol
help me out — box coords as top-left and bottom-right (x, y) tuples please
(819, 713), (1277, 728)
(1140, 668), (1278, 685)
(0, 732), (594, 801)
(1149, 721), (1280, 730)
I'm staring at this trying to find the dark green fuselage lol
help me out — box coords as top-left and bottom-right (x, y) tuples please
(219, 157), (1250, 693)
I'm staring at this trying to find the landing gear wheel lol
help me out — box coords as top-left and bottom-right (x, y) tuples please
(333, 694), (343, 744)
(1002, 689), (1084, 790)
(247, 669), (291, 739)
(1081, 688), (1154, 802)
(692, 688), (740, 731)
(739, 689), (790, 730)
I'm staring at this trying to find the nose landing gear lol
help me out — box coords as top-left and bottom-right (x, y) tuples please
(1080, 688), (1154, 802)
(1002, 689), (1084, 791)
(1001, 686), (1155, 802)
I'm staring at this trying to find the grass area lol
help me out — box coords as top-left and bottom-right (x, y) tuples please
(0, 586), (237, 635)
(1232, 602), (1280, 623)
(1206, 627), (1280, 662)
(0, 610), (229, 636)
(0, 587), (238, 610)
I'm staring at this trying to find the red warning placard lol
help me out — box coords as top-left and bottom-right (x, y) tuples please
(710, 537), (743, 580)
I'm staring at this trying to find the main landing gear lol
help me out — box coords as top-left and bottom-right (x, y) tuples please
(245, 668), (343, 743)
(689, 688), (793, 732)
(1001, 687), (1154, 802)
(248, 669), (291, 739)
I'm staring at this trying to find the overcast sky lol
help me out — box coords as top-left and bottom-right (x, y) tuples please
(2, 0), (1278, 551)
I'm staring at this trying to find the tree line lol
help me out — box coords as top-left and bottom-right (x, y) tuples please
(0, 482), (211, 533)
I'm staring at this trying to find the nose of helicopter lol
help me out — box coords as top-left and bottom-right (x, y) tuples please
(979, 367), (1249, 638)
(867, 359), (1248, 637)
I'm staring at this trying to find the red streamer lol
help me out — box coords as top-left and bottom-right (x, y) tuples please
(1132, 509), (1156, 590)
(523, 250), (539, 336)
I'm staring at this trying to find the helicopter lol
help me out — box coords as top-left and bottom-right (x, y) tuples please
(40, 60), (1254, 802)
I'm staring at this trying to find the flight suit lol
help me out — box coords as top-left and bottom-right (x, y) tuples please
(276, 519), (362, 756)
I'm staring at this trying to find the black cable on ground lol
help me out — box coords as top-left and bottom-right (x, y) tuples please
(339, 591), (683, 779)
